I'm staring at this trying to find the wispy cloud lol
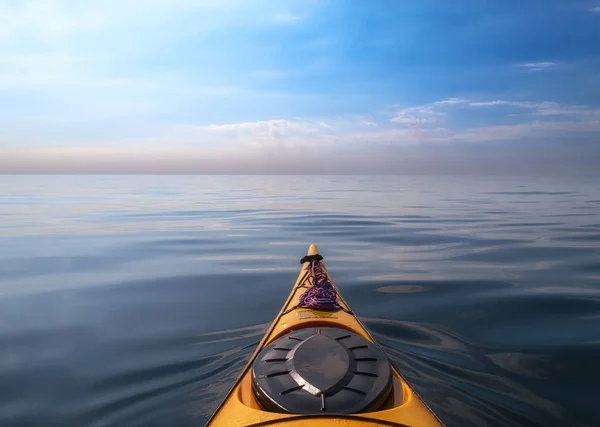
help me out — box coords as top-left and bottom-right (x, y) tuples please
(468, 100), (513, 107)
(391, 107), (445, 125)
(358, 120), (378, 127)
(203, 119), (330, 140)
(3, 93), (600, 174)
(466, 100), (599, 118)
(520, 61), (557, 71)
(432, 98), (469, 106)
(427, 120), (600, 144)
(187, 97), (600, 151)
(389, 97), (598, 130)
(590, 6), (600, 13)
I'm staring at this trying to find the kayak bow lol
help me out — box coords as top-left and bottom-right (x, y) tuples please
(206, 244), (445, 427)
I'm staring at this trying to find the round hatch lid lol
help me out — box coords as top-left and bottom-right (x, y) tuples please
(251, 327), (393, 414)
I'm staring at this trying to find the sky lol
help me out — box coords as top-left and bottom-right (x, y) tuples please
(0, 0), (599, 174)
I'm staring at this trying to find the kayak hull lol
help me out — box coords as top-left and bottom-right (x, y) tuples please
(206, 245), (444, 427)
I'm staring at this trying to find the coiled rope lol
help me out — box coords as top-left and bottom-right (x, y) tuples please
(298, 259), (340, 311)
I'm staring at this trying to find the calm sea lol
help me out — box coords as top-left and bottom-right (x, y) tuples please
(1, 175), (599, 427)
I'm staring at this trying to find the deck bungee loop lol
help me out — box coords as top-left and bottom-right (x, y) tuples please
(298, 258), (340, 311)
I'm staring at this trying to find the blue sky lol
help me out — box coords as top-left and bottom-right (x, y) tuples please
(1, 0), (599, 173)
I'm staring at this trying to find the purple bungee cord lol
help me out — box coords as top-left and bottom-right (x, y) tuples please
(298, 260), (340, 311)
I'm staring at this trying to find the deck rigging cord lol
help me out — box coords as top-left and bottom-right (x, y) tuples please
(298, 259), (340, 310)
(282, 254), (352, 314)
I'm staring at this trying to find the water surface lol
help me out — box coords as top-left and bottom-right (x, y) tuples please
(1, 175), (599, 427)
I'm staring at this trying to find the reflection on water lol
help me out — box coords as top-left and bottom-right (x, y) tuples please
(0, 175), (599, 427)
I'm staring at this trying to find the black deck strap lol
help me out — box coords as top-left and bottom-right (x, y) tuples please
(300, 254), (324, 264)
(281, 304), (299, 315)
(340, 306), (354, 315)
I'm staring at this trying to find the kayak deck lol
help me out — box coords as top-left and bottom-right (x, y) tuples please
(206, 244), (444, 427)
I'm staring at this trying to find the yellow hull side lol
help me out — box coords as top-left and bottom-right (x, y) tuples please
(206, 244), (444, 427)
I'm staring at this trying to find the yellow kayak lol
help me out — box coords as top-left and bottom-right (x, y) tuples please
(206, 244), (445, 427)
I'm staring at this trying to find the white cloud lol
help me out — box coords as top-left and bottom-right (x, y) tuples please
(181, 99), (600, 151)
(122, 116), (600, 149)
(203, 119), (325, 135)
(358, 120), (378, 127)
(388, 96), (597, 127)
(590, 6), (600, 13)
(391, 106), (445, 125)
(3, 103), (600, 174)
(469, 100), (544, 109)
(384, 97), (600, 139)
(469, 100), (512, 107)
(197, 117), (387, 146)
(522, 62), (557, 68)
(526, 102), (596, 117)
(394, 97), (600, 144)
(466, 99), (599, 118)
(520, 61), (557, 71)
(432, 119), (600, 144)
(432, 98), (469, 106)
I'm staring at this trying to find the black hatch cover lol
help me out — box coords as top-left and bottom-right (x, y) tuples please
(251, 327), (393, 414)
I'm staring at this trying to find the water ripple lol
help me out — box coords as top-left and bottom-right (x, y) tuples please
(0, 175), (599, 427)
